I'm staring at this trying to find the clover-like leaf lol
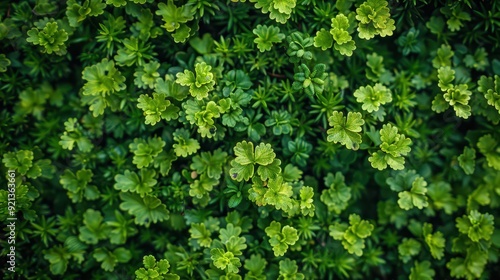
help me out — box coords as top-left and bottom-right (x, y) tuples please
(253, 24), (285, 52)
(327, 111), (365, 150)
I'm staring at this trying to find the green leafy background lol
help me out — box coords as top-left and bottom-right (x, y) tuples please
(1, 0), (500, 279)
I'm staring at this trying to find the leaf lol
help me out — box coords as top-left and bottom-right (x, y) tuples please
(409, 261), (435, 280)
(354, 83), (392, 113)
(313, 29), (333, 51)
(356, 0), (395, 39)
(137, 93), (180, 125)
(190, 149), (227, 179)
(278, 258), (304, 280)
(458, 147), (476, 175)
(114, 169), (157, 197)
(211, 248), (241, 274)
(254, 143), (276, 166)
(422, 223), (445, 260)
(257, 159), (281, 181)
(175, 62), (215, 100)
(264, 175), (293, 211)
(190, 223), (213, 247)
(156, 0), (194, 32)
(173, 128), (200, 157)
(265, 221), (298, 257)
(398, 238), (422, 263)
(253, 24), (285, 52)
(327, 111), (365, 150)
(78, 209), (110, 244)
(477, 134), (500, 170)
(397, 177), (429, 210)
(119, 192), (170, 227)
(93, 247), (131, 272)
(456, 210), (494, 242)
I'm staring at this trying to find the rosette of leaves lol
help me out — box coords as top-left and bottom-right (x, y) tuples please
(134, 61), (160, 89)
(137, 92), (180, 126)
(135, 255), (180, 279)
(386, 170), (429, 210)
(190, 149), (228, 180)
(253, 24), (285, 52)
(176, 62), (216, 100)
(26, 21), (68, 55)
(278, 258), (305, 280)
(114, 37), (157, 67)
(59, 118), (94, 152)
(265, 221), (299, 257)
(182, 100), (221, 138)
(365, 53), (389, 83)
(477, 134), (500, 170)
(128, 137), (165, 169)
(329, 214), (374, 256)
(265, 110), (293, 135)
(314, 13), (356, 56)
(59, 169), (99, 203)
(320, 172), (352, 214)
(172, 128), (200, 157)
(2, 149), (52, 179)
(354, 83), (392, 113)
(327, 111), (365, 150)
(156, 0), (195, 42)
(249, 0), (297, 24)
(209, 223), (248, 274)
(369, 123), (412, 170)
(81, 58), (126, 116)
(440, 4), (471, 32)
(355, 0), (395, 40)
(292, 63), (327, 96)
(477, 75), (500, 114)
(66, 0), (106, 27)
(189, 173), (218, 206)
(286, 32), (313, 63)
(433, 66), (472, 119)
(229, 141), (281, 182)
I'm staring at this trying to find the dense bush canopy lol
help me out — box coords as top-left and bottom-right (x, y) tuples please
(1, 0), (500, 279)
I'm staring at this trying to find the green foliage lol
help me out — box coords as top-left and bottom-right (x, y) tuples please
(326, 111), (364, 150)
(329, 214), (374, 256)
(250, 0), (297, 24)
(422, 223), (445, 260)
(354, 83), (392, 113)
(81, 59), (127, 116)
(369, 124), (412, 170)
(265, 221), (299, 257)
(114, 169), (157, 197)
(176, 62), (216, 100)
(320, 172), (351, 214)
(456, 210), (494, 242)
(278, 258), (304, 280)
(26, 21), (68, 55)
(253, 24), (285, 52)
(478, 75), (500, 113)
(129, 137), (165, 169)
(292, 63), (327, 96)
(355, 0), (395, 39)
(135, 255), (180, 279)
(229, 141), (281, 182)
(60, 169), (99, 203)
(477, 134), (500, 170)
(434, 66), (472, 118)
(3, 0), (500, 279)
(137, 93), (180, 125)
